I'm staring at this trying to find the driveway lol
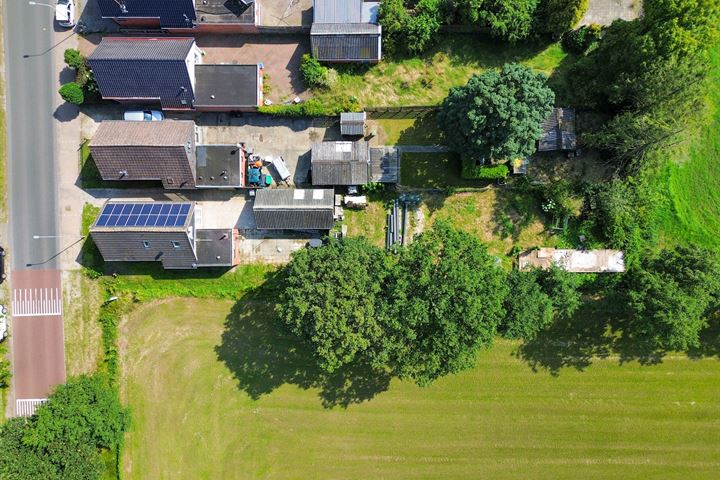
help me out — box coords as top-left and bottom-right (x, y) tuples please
(195, 34), (309, 101)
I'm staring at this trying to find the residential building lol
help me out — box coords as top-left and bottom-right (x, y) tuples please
(311, 140), (398, 186)
(538, 108), (577, 152)
(518, 248), (626, 273)
(96, 0), (258, 33)
(311, 0), (382, 63)
(253, 188), (337, 230)
(89, 120), (197, 189)
(90, 200), (238, 269)
(88, 37), (263, 111)
(90, 121), (257, 189)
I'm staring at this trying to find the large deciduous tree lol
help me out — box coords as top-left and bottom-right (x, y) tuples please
(438, 63), (555, 163)
(276, 237), (391, 373)
(481, 0), (539, 42)
(537, 266), (582, 321)
(502, 270), (555, 340)
(383, 222), (508, 385)
(623, 246), (720, 351)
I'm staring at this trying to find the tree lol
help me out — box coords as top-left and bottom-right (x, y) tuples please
(538, 0), (589, 38)
(438, 63), (555, 163)
(537, 266), (582, 320)
(378, 0), (411, 56)
(481, 0), (539, 42)
(276, 237), (391, 373)
(24, 374), (130, 450)
(58, 82), (84, 105)
(378, 0), (442, 56)
(406, 0), (443, 55)
(560, 24), (601, 54)
(63, 48), (86, 70)
(623, 246), (720, 351)
(502, 270), (555, 340)
(383, 222), (508, 385)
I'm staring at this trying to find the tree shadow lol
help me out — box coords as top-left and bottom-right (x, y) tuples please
(395, 112), (445, 146)
(215, 282), (391, 408)
(547, 52), (584, 107)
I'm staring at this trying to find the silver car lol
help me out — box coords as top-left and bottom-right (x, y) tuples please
(124, 110), (165, 122)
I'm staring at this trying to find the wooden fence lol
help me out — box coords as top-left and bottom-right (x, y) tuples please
(366, 106), (438, 119)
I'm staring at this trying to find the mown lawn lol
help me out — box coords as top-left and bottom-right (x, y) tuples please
(314, 35), (566, 107)
(657, 45), (720, 249)
(400, 152), (485, 188)
(121, 298), (720, 480)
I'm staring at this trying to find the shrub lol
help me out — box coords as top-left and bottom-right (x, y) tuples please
(58, 82), (84, 105)
(300, 54), (330, 88)
(259, 95), (360, 117)
(63, 48), (85, 70)
(461, 159), (509, 180)
(538, 0), (589, 38)
(561, 24), (602, 54)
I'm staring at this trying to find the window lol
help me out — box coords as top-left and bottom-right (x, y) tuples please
(172, 241), (181, 249)
(142, 241), (150, 249)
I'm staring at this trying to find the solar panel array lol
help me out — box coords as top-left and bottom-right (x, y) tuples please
(95, 203), (191, 228)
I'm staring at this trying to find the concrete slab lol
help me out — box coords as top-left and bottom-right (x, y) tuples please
(580, 0), (642, 26)
(258, 0), (313, 27)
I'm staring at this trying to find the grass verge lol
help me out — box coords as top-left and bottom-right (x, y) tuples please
(121, 297), (720, 480)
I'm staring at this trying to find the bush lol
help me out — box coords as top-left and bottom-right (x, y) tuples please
(561, 24), (601, 54)
(538, 0), (589, 38)
(259, 95), (360, 117)
(63, 48), (85, 70)
(58, 82), (84, 105)
(300, 54), (330, 89)
(461, 159), (509, 180)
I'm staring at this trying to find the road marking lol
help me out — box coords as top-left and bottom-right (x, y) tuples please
(15, 398), (47, 416)
(12, 288), (62, 317)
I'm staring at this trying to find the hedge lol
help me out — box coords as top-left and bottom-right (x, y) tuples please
(461, 159), (510, 180)
(259, 96), (360, 117)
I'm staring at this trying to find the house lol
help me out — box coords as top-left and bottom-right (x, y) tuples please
(340, 112), (366, 136)
(311, 0), (382, 63)
(518, 248), (625, 273)
(538, 108), (577, 152)
(253, 188), (337, 230)
(96, 0), (258, 33)
(89, 120), (197, 189)
(88, 37), (263, 111)
(311, 140), (398, 186)
(90, 200), (238, 269)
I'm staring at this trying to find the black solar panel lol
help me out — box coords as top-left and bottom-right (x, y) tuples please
(96, 203), (191, 228)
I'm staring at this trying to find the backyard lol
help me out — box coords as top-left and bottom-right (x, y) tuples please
(120, 297), (720, 480)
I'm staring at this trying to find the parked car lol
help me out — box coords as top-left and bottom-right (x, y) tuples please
(124, 110), (164, 122)
(0, 305), (7, 342)
(55, 0), (75, 28)
(0, 246), (5, 283)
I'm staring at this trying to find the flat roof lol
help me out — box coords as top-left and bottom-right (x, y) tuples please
(195, 229), (234, 266)
(194, 64), (259, 108)
(195, 145), (243, 188)
(519, 248), (626, 273)
(195, 0), (255, 24)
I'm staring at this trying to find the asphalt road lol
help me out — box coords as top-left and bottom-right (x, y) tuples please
(4, 1), (66, 413)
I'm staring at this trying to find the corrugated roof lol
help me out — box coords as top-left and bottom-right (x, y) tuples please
(253, 189), (335, 230)
(91, 120), (195, 147)
(311, 141), (370, 185)
(538, 108), (577, 152)
(369, 147), (399, 183)
(96, 0), (196, 29)
(88, 38), (196, 108)
(311, 23), (381, 35)
(340, 112), (366, 136)
(314, 0), (362, 23)
(311, 34), (381, 62)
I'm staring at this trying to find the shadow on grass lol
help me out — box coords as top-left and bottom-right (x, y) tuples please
(215, 278), (391, 409)
(395, 112), (445, 145)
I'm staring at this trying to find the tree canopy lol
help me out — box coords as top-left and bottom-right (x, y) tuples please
(276, 237), (391, 373)
(502, 270), (555, 340)
(623, 246), (720, 351)
(438, 63), (555, 163)
(383, 221), (508, 385)
(537, 0), (589, 38)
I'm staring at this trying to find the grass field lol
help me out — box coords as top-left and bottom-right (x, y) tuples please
(314, 36), (566, 107)
(657, 45), (720, 249)
(121, 298), (720, 480)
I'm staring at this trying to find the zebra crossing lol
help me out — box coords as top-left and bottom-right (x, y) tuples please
(12, 288), (63, 317)
(15, 398), (47, 416)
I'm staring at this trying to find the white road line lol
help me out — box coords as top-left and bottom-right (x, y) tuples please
(15, 398), (47, 416)
(12, 288), (62, 317)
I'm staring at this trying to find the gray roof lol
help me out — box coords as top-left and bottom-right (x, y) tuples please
(97, 0), (196, 29)
(195, 145), (243, 188)
(310, 33), (381, 62)
(311, 141), (369, 185)
(195, 0), (255, 25)
(195, 229), (235, 267)
(314, 0), (363, 23)
(311, 23), (381, 35)
(253, 189), (335, 230)
(538, 108), (577, 152)
(340, 112), (366, 136)
(369, 147), (399, 183)
(194, 64), (260, 108)
(88, 37), (196, 109)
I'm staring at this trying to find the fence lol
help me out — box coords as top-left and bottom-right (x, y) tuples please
(366, 106), (438, 119)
